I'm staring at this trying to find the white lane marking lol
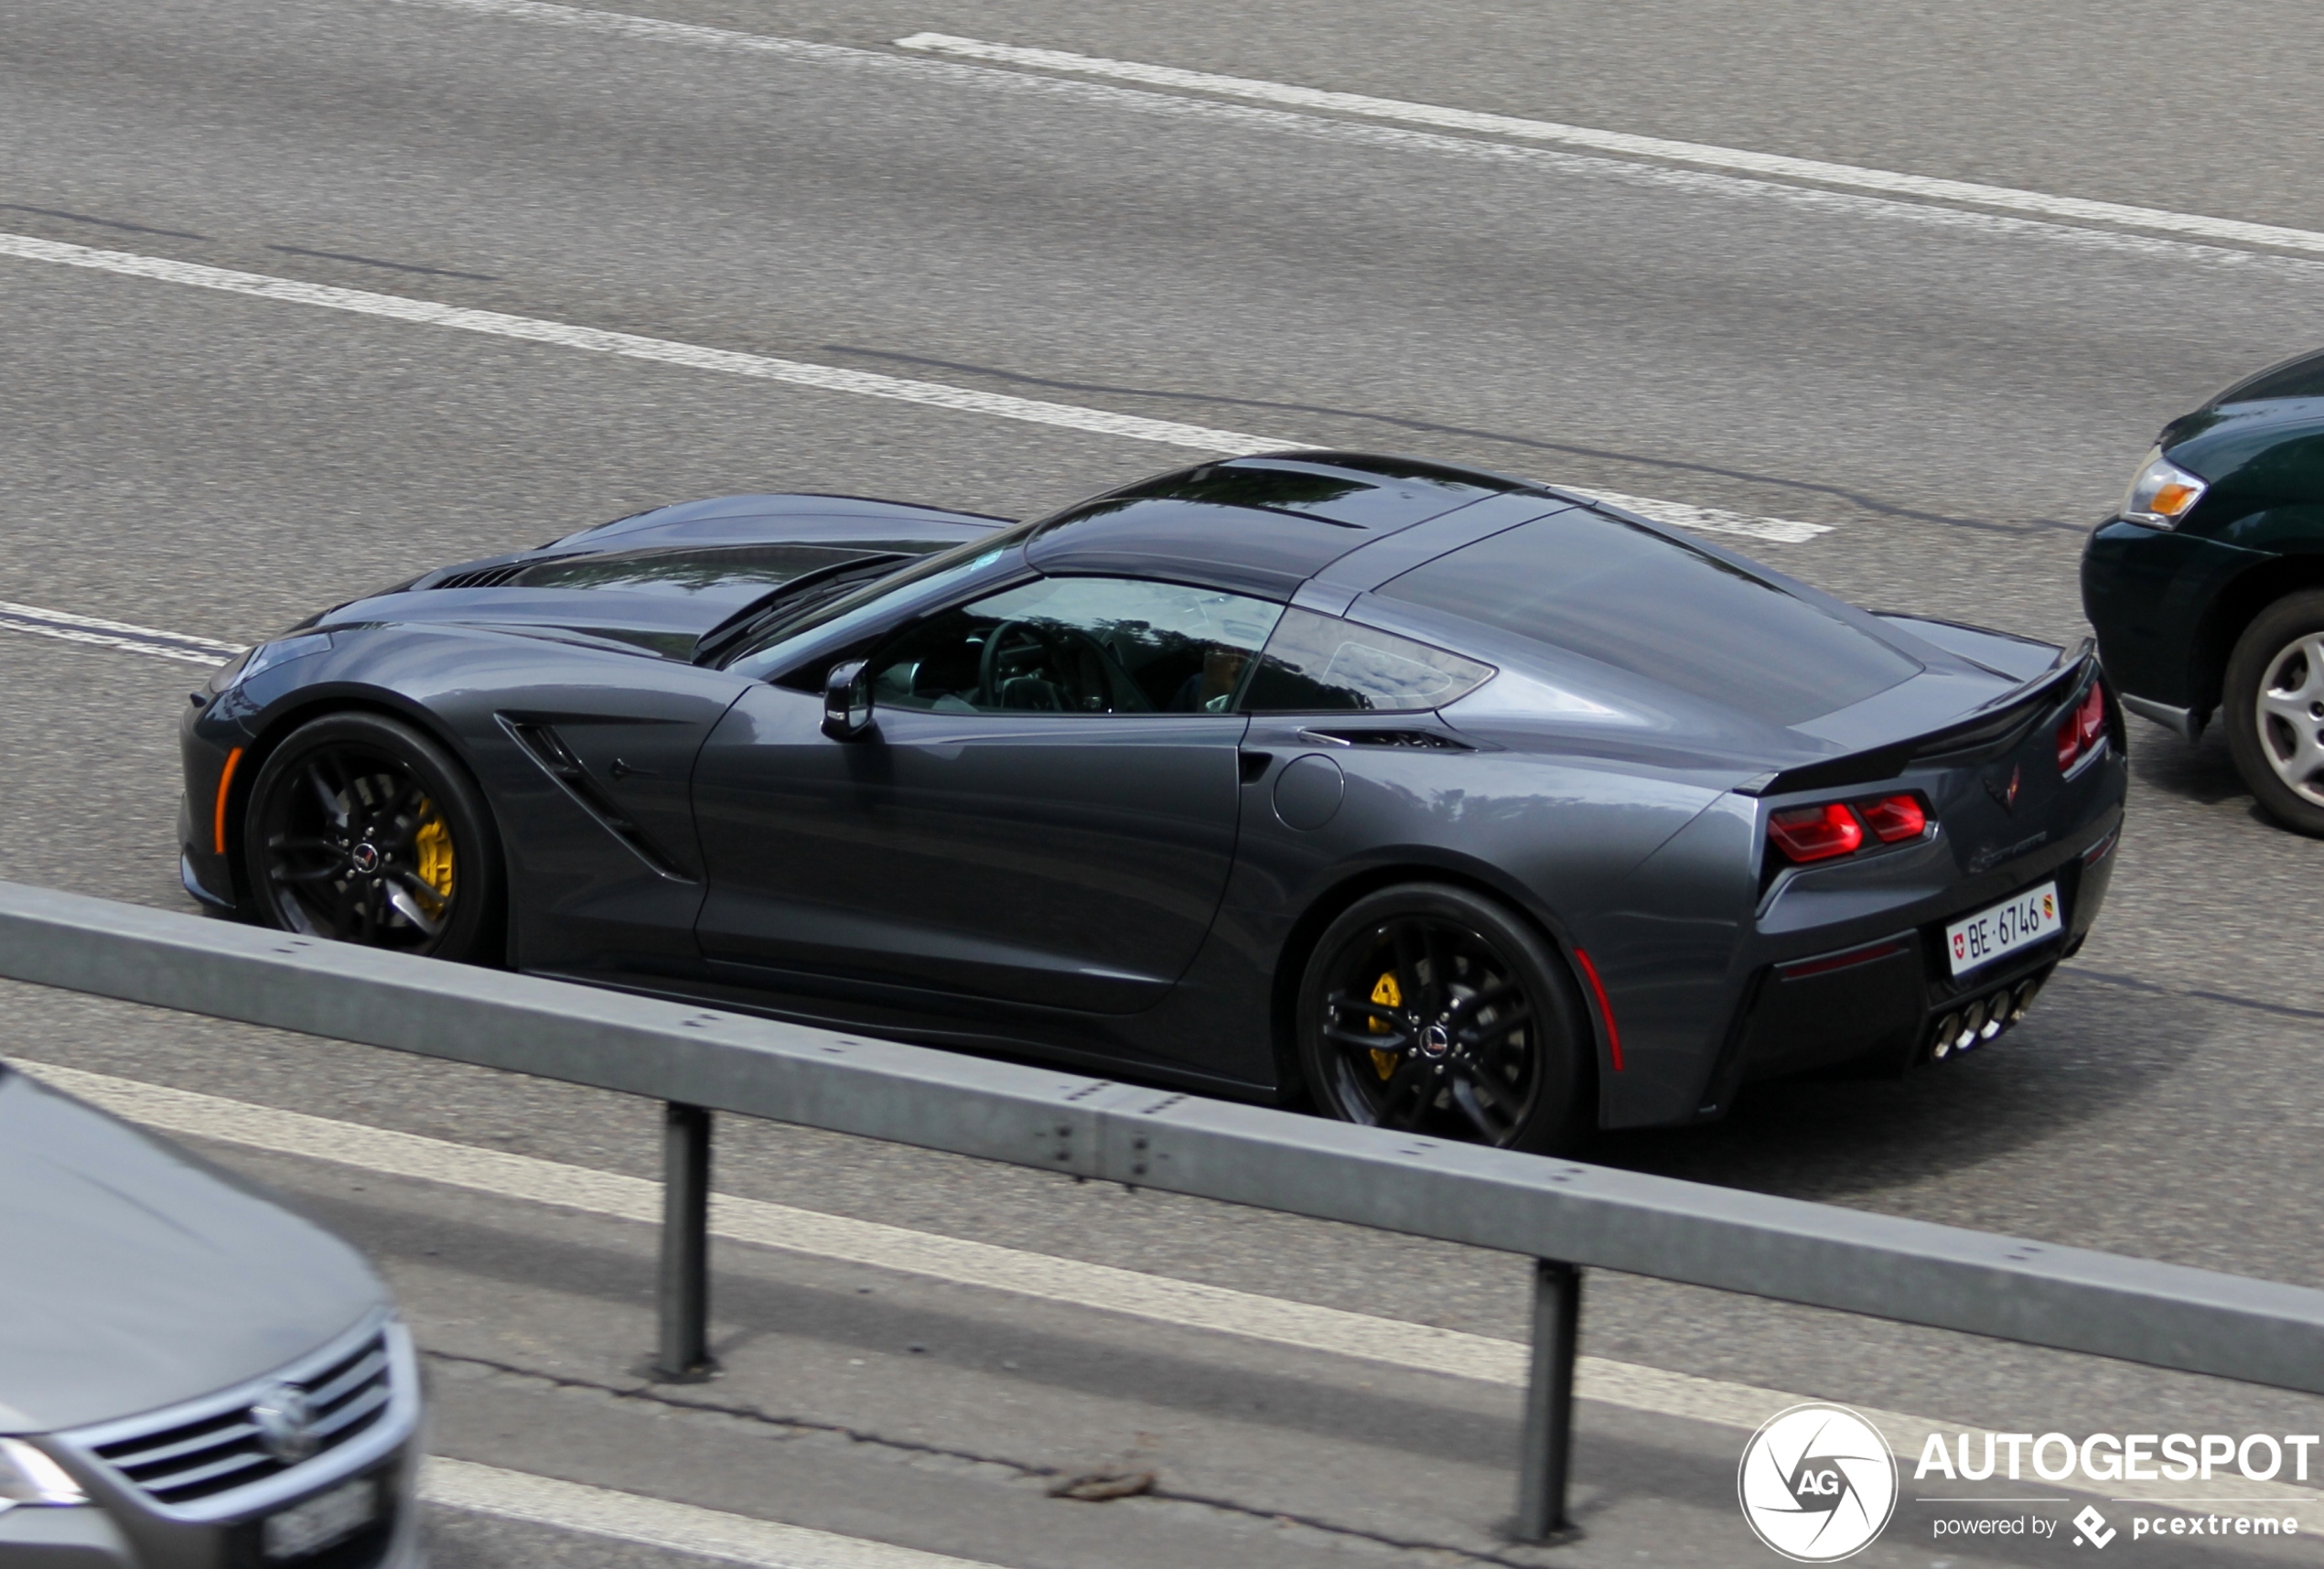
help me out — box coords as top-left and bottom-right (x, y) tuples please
(0, 231), (1828, 546)
(0, 232), (1275, 457)
(0, 601), (241, 665)
(24, 1061), (2320, 1521)
(1566, 489), (1825, 545)
(427, 1457), (1010, 1569)
(382, 3), (2324, 285)
(898, 34), (2324, 261)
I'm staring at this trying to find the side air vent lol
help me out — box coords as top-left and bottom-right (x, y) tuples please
(429, 563), (529, 590)
(500, 717), (691, 881)
(1296, 727), (1473, 751)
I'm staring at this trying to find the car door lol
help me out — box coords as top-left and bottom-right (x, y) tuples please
(692, 575), (1286, 1016)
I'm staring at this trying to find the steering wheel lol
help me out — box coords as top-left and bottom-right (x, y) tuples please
(977, 619), (1122, 710)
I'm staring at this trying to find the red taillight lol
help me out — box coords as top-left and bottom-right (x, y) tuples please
(1857, 793), (1927, 843)
(2056, 682), (2107, 771)
(1769, 791), (1931, 865)
(1768, 801), (1865, 863)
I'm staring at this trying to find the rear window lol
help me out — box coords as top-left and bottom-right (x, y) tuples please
(1375, 510), (1919, 726)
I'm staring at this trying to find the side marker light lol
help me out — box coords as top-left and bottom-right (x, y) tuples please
(212, 747), (245, 857)
(1572, 947), (1624, 1072)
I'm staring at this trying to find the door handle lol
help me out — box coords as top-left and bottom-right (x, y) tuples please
(1238, 751), (1275, 784)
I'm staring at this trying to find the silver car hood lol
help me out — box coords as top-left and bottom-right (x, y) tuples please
(0, 1069), (386, 1434)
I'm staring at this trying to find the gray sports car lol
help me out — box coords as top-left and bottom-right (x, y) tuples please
(180, 453), (2125, 1152)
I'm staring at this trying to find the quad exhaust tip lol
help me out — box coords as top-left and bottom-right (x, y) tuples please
(1929, 976), (2044, 1061)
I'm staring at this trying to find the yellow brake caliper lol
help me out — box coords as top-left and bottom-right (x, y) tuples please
(1368, 971), (1402, 1079)
(413, 803), (456, 908)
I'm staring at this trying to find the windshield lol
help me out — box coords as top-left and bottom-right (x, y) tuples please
(2211, 348), (2324, 407)
(721, 520), (1039, 676)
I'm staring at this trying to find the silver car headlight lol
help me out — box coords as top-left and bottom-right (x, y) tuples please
(0, 1437), (87, 1510)
(2116, 446), (2209, 529)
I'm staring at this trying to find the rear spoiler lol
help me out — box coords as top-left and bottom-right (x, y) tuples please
(1737, 642), (2098, 798)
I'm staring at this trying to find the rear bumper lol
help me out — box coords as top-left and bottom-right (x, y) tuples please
(1714, 816), (2117, 1100)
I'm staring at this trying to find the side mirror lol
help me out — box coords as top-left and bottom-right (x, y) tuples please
(822, 660), (875, 740)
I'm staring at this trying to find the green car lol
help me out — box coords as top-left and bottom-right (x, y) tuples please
(2083, 348), (2324, 833)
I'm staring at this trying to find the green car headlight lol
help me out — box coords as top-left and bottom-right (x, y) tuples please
(2117, 446), (2209, 529)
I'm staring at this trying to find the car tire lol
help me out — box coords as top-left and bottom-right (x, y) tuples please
(1295, 884), (1594, 1154)
(2224, 591), (2324, 836)
(242, 712), (504, 962)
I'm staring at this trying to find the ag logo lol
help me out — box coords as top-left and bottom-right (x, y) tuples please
(1737, 1403), (1897, 1562)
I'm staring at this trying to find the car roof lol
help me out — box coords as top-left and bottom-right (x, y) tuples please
(1024, 453), (1545, 597)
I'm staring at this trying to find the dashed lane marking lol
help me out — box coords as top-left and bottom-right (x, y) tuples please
(0, 232), (1275, 456)
(378, 0), (2324, 286)
(0, 601), (240, 664)
(0, 230), (1827, 544)
(895, 34), (2324, 261)
(428, 1457), (1011, 1568)
(20, 1060), (2322, 1524)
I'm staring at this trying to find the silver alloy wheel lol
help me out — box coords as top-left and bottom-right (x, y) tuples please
(2256, 633), (2324, 804)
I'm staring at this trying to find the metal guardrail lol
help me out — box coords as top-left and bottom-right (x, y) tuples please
(4, 879), (2322, 1541)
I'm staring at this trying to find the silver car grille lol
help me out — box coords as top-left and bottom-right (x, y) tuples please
(88, 1330), (395, 1507)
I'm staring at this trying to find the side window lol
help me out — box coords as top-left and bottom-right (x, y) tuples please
(1240, 608), (1495, 713)
(868, 576), (1285, 715)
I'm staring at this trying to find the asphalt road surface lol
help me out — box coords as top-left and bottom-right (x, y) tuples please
(7, 1), (2324, 1564)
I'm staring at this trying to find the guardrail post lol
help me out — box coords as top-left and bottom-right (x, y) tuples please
(656, 1102), (715, 1381)
(1514, 1258), (1582, 1540)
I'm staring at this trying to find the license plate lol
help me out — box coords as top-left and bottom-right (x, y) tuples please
(1945, 882), (2063, 977)
(262, 1476), (376, 1561)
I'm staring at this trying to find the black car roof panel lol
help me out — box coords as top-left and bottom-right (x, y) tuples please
(1114, 455), (1521, 530)
(1025, 497), (1369, 598)
(1025, 455), (1529, 596)
(1304, 492), (1576, 598)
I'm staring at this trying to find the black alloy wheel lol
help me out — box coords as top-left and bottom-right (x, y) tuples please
(2225, 590), (2324, 836)
(242, 713), (502, 961)
(1296, 885), (1591, 1154)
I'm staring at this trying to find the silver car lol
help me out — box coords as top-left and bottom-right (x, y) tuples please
(0, 1065), (423, 1566)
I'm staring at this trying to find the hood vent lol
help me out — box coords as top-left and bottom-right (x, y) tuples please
(429, 563), (529, 590)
